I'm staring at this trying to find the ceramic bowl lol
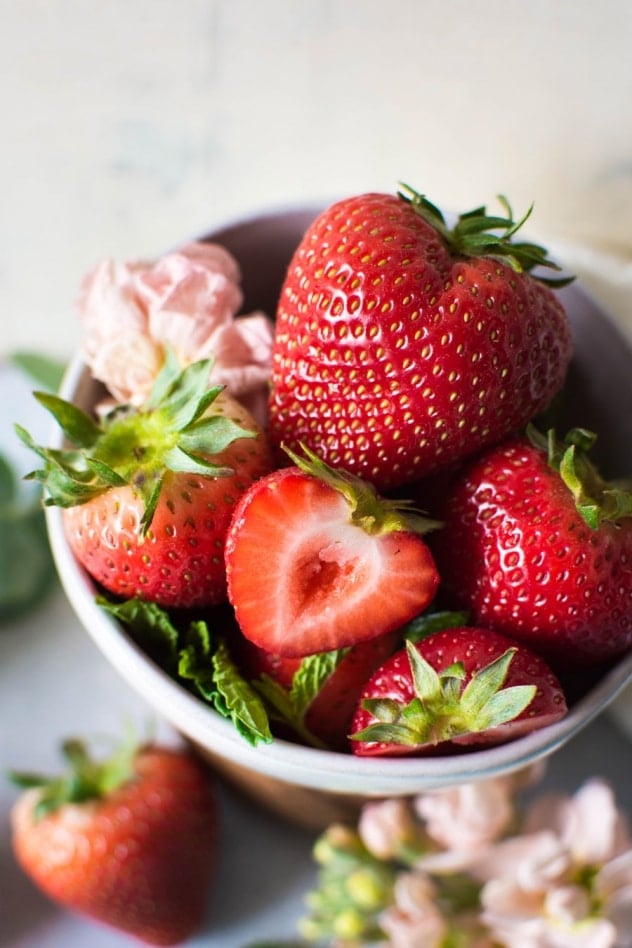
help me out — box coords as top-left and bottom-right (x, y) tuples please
(46, 204), (632, 829)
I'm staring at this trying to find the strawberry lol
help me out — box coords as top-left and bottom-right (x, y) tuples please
(268, 187), (573, 491)
(350, 625), (567, 757)
(17, 353), (273, 608)
(430, 426), (632, 665)
(10, 733), (217, 945)
(225, 444), (440, 657)
(236, 629), (402, 750)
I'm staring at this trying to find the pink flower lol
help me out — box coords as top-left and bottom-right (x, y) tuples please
(379, 871), (448, 948)
(359, 798), (425, 862)
(476, 780), (632, 947)
(412, 770), (542, 873)
(77, 242), (274, 423)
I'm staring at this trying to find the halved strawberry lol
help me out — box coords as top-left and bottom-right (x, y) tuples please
(350, 626), (567, 757)
(225, 445), (440, 657)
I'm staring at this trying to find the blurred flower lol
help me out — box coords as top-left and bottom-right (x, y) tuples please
(299, 773), (632, 948)
(77, 242), (274, 424)
(359, 798), (427, 863)
(379, 871), (447, 947)
(477, 779), (632, 947)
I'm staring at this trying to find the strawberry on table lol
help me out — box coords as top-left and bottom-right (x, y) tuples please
(17, 353), (273, 609)
(10, 733), (217, 946)
(430, 426), (632, 665)
(269, 187), (573, 491)
(350, 626), (567, 757)
(225, 444), (440, 658)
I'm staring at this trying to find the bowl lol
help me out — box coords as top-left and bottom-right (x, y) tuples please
(46, 204), (632, 829)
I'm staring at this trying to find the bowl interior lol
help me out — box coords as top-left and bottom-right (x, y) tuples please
(47, 204), (632, 801)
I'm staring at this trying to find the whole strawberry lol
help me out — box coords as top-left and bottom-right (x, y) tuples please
(430, 426), (632, 665)
(10, 733), (217, 945)
(350, 626), (567, 757)
(17, 354), (273, 608)
(269, 187), (572, 490)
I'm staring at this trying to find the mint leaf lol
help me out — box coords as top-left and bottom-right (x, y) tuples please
(210, 641), (273, 745)
(252, 650), (346, 749)
(97, 596), (180, 670)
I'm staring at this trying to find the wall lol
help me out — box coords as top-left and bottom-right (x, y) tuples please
(2, 0), (632, 357)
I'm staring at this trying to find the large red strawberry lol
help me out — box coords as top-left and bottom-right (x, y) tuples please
(350, 626), (567, 757)
(17, 354), (273, 608)
(235, 628), (402, 750)
(225, 444), (440, 657)
(10, 734), (217, 945)
(269, 187), (573, 491)
(430, 426), (632, 665)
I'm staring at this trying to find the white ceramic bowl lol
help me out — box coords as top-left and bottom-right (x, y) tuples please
(46, 204), (632, 827)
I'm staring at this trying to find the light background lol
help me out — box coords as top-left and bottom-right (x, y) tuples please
(2, 0), (632, 360)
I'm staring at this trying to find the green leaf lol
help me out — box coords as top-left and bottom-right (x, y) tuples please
(97, 596), (180, 668)
(10, 351), (66, 392)
(210, 641), (273, 745)
(402, 609), (470, 643)
(289, 649), (346, 717)
(33, 392), (101, 448)
(406, 640), (443, 704)
(476, 685), (537, 730)
(460, 648), (516, 717)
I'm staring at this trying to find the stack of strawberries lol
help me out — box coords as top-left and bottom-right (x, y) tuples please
(19, 185), (632, 758)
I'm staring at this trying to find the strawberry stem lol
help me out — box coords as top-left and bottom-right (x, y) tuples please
(397, 184), (574, 287)
(528, 424), (632, 528)
(282, 442), (441, 536)
(16, 355), (257, 532)
(9, 729), (139, 821)
(352, 643), (536, 749)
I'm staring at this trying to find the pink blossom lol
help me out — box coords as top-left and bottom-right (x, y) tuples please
(414, 777), (515, 858)
(358, 798), (424, 861)
(77, 242), (274, 422)
(476, 780), (632, 947)
(379, 871), (448, 948)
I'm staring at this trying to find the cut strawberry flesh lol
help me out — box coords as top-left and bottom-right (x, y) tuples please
(226, 468), (439, 657)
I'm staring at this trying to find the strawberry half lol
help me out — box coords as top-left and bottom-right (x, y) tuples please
(430, 426), (632, 665)
(17, 353), (273, 608)
(10, 733), (217, 946)
(350, 626), (567, 757)
(225, 445), (440, 657)
(269, 187), (573, 491)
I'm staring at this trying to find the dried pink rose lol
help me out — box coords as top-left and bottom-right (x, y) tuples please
(77, 242), (274, 424)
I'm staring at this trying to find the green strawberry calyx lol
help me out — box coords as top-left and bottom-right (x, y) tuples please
(352, 642), (536, 748)
(529, 424), (632, 529)
(282, 442), (441, 537)
(9, 729), (139, 821)
(398, 184), (573, 287)
(15, 351), (257, 533)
